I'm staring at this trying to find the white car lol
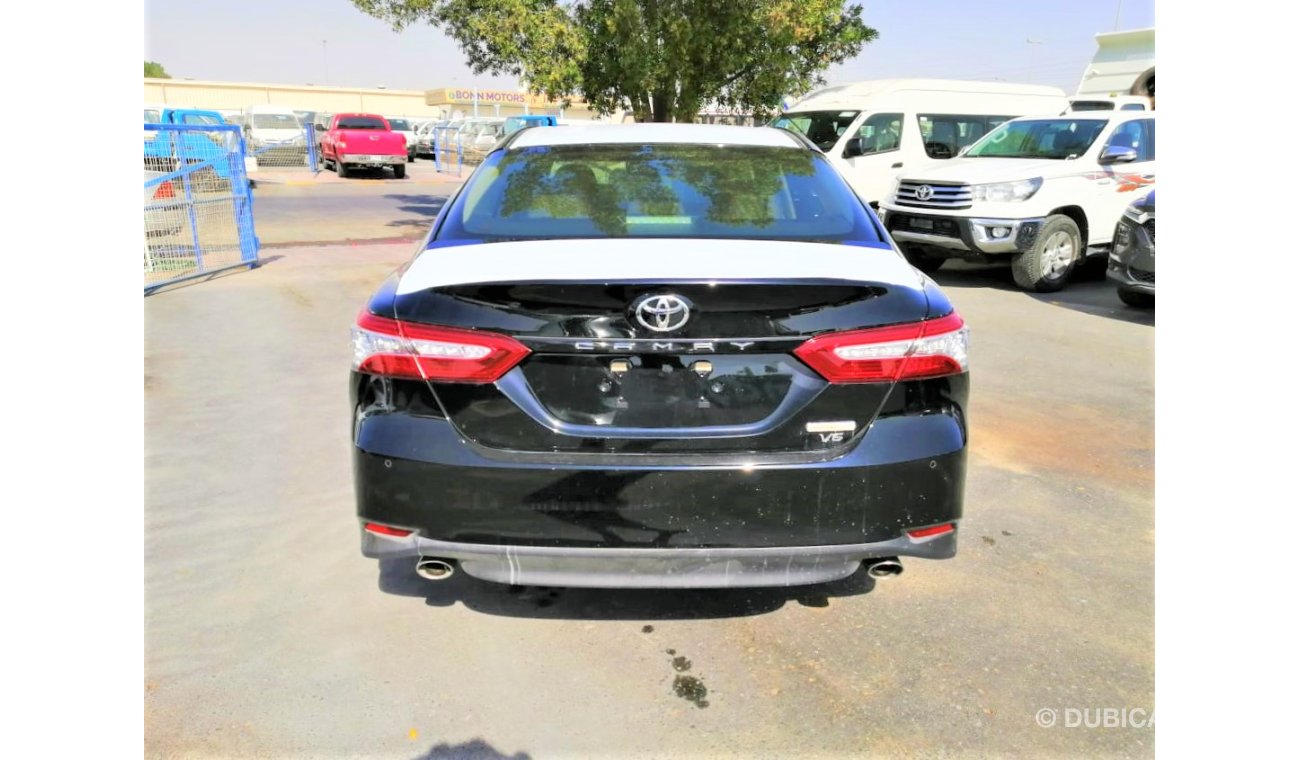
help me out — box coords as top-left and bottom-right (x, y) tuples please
(386, 117), (418, 161)
(244, 105), (306, 157)
(879, 111), (1155, 292)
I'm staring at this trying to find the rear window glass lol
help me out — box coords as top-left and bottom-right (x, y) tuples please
(388, 119), (411, 130)
(438, 144), (881, 243)
(337, 117), (387, 130)
(252, 114), (299, 128)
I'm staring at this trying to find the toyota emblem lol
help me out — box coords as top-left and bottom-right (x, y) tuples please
(632, 293), (692, 333)
(915, 184), (934, 201)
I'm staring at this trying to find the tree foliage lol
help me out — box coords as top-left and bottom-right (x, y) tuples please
(144, 61), (171, 78)
(352, 0), (876, 121)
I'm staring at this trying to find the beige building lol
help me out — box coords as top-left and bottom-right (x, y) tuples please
(146, 78), (447, 118)
(143, 78), (614, 121)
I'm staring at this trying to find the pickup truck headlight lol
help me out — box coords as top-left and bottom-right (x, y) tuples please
(971, 177), (1043, 203)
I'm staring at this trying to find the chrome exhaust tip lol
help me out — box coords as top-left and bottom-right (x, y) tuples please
(864, 557), (903, 579)
(414, 557), (456, 581)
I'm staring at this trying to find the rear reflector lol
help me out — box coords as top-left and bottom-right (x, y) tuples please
(352, 311), (530, 383)
(364, 522), (413, 537)
(794, 312), (968, 383)
(907, 523), (955, 539)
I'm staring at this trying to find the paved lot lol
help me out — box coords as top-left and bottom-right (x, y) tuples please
(250, 164), (458, 247)
(145, 243), (1153, 758)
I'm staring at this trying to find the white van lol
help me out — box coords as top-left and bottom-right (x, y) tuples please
(243, 105), (304, 153)
(772, 79), (1068, 205)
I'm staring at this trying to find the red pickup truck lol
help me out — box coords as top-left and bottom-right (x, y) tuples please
(320, 113), (408, 179)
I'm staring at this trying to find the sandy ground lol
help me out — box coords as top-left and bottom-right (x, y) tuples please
(144, 245), (1153, 759)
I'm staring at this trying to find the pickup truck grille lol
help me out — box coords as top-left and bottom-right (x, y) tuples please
(1143, 219), (1155, 245)
(894, 181), (972, 210)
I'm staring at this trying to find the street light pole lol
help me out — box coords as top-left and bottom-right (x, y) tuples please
(1026, 38), (1043, 83)
(1114, 0), (1124, 31)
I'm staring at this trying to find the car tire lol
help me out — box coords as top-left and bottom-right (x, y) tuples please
(1118, 287), (1154, 308)
(1012, 214), (1081, 293)
(393, 165), (407, 179)
(337, 162), (349, 178)
(900, 244), (946, 274)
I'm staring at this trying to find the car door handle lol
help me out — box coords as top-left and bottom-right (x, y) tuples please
(891, 162), (903, 168)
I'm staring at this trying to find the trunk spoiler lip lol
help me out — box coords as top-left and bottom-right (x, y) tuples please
(398, 237), (920, 295)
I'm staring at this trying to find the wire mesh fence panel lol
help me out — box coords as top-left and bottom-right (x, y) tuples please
(245, 121), (315, 168)
(433, 125), (465, 176)
(144, 124), (258, 292)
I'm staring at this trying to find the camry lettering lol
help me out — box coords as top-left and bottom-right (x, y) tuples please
(567, 341), (773, 352)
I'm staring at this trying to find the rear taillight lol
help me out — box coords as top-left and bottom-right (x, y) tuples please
(351, 311), (530, 383)
(794, 312), (968, 383)
(152, 181), (175, 200)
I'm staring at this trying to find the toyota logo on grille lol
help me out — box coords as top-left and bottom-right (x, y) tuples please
(632, 294), (692, 333)
(915, 184), (934, 201)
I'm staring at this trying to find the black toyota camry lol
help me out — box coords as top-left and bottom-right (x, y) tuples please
(351, 124), (970, 588)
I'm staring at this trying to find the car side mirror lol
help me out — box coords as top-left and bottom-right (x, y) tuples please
(842, 137), (864, 158)
(1099, 145), (1139, 165)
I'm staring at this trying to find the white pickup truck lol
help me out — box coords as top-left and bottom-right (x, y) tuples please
(879, 112), (1155, 292)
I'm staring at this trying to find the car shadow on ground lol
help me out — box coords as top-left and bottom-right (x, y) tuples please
(334, 167), (409, 181)
(383, 195), (447, 230)
(377, 558), (878, 620)
(411, 738), (531, 760)
(932, 262), (1154, 327)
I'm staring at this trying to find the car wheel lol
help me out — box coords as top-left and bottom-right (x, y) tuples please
(337, 162), (349, 178)
(1012, 215), (1081, 292)
(393, 165), (407, 179)
(900, 244), (946, 274)
(1118, 287), (1154, 308)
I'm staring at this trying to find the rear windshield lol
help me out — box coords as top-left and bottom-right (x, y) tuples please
(144, 109), (161, 123)
(388, 119), (411, 130)
(1070, 101), (1115, 111)
(770, 111), (860, 152)
(337, 116), (387, 130)
(437, 144), (881, 243)
(966, 118), (1107, 159)
(253, 114), (299, 128)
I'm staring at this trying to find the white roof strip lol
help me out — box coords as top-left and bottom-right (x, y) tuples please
(396, 238), (920, 294)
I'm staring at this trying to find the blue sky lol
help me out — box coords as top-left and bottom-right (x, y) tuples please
(145, 0), (1154, 95)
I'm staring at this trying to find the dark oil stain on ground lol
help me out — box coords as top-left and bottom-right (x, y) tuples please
(673, 675), (709, 709)
(642, 625), (654, 633)
(665, 649), (676, 656)
(672, 656), (692, 672)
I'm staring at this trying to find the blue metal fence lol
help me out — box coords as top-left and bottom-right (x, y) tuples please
(432, 124), (465, 176)
(144, 124), (259, 293)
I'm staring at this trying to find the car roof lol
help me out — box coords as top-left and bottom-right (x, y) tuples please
(1008, 112), (1155, 123)
(508, 123), (806, 149)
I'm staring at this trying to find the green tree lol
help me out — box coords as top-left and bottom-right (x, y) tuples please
(144, 61), (171, 78)
(352, 0), (876, 122)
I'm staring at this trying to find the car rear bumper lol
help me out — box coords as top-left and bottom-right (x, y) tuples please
(361, 526), (957, 588)
(340, 153), (407, 165)
(354, 410), (966, 586)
